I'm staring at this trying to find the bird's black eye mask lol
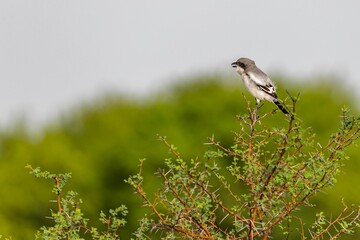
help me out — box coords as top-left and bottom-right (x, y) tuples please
(231, 61), (246, 69)
(238, 62), (246, 69)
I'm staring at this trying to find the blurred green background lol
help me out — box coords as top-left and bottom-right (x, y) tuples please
(0, 75), (359, 239)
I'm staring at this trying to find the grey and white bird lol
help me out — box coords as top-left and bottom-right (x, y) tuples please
(231, 57), (290, 115)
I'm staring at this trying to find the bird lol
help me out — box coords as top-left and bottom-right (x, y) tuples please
(231, 57), (290, 116)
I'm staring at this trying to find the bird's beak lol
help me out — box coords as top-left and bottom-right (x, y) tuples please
(231, 62), (238, 68)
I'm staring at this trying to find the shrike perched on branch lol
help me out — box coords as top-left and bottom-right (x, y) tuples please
(231, 57), (290, 116)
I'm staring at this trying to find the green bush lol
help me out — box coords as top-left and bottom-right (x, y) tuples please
(26, 165), (128, 240)
(27, 95), (360, 239)
(127, 97), (360, 239)
(0, 76), (359, 239)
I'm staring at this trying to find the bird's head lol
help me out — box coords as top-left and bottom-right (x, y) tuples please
(231, 57), (255, 73)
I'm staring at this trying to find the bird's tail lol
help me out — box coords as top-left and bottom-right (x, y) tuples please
(273, 99), (290, 115)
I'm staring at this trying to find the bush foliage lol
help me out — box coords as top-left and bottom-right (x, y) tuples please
(0, 76), (359, 239)
(24, 94), (360, 239)
(127, 96), (360, 239)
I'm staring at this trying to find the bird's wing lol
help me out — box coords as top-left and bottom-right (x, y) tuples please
(248, 70), (277, 98)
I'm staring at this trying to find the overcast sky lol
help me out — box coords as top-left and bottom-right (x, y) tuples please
(1, 1), (359, 128)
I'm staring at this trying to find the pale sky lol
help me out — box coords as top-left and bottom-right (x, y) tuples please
(1, 1), (359, 127)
